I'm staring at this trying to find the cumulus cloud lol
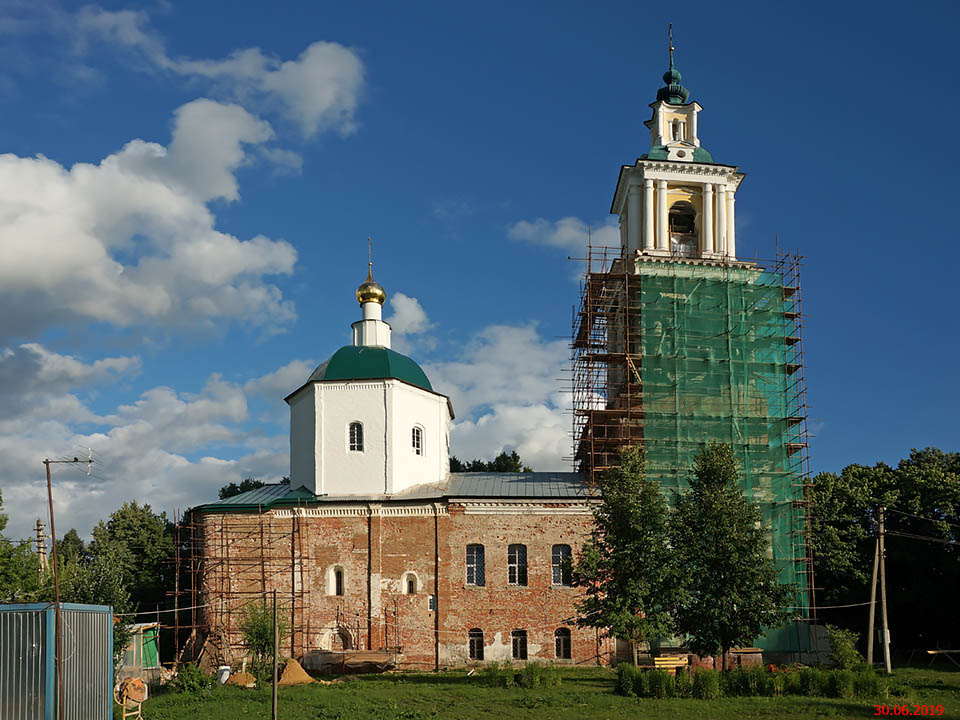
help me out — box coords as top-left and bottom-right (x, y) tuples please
(0, 343), (294, 540)
(508, 216), (620, 252)
(74, 6), (364, 137)
(424, 324), (571, 471)
(387, 293), (433, 336)
(0, 98), (298, 341)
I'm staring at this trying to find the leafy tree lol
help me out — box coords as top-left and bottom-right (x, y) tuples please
(219, 478), (266, 499)
(239, 600), (290, 682)
(0, 490), (42, 601)
(450, 451), (532, 473)
(670, 444), (792, 669)
(58, 529), (86, 562)
(88, 501), (174, 611)
(573, 447), (676, 662)
(810, 448), (960, 650)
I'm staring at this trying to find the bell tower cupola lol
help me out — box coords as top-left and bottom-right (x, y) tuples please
(612, 26), (745, 261)
(352, 239), (392, 348)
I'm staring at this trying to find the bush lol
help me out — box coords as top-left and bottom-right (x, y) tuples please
(826, 669), (855, 699)
(615, 663), (637, 696)
(771, 672), (785, 697)
(168, 663), (216, 695)
(518, 662), (561, 689)
(647, 669), (674, 699)
(692, 669), (720, 700)
(783, 669), (802, 695)
(673, 670), (692, 698)
(479, 662), (516, 688)
(826, 625), (864, 670)
(853, 669), (888, 699)
(799, 667), (824, 696)
(239, 601), (289, 683)
(631, 667), (650, 697)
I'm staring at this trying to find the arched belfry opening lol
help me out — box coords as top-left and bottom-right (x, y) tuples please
(668, 200), (697, 257)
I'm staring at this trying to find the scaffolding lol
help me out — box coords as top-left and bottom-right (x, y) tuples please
(169, 509), (315, 666)
(572, 246), (814, 647)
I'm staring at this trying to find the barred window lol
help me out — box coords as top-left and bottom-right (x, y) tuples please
(555, 628), (571, 659)
(349, 422), (364, 452)
(466, 544), (485, 586)
(468, 628), (484, 660)
(412, 426), (423, 455)
(507, 544), (527, 586)
(552, 544), (572, 586)
(511, 629), (527, 660)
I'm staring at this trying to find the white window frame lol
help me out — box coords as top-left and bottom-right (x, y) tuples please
(412, 425), (424, 456)
(348, 421), (364, 452)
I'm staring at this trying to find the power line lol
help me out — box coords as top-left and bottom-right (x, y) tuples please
(886, 529), (960, 547)
(886, 507), (960, 530)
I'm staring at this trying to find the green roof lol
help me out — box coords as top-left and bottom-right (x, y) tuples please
(307, 345), (433, 392)
(199, 484), (315, 511)
(644, 145), (714, 163)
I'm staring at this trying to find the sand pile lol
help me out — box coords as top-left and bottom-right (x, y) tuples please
(278, 658), (315, 686)
(227, 671), (257, 688)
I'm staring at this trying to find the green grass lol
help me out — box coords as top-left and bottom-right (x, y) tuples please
(119, 665), (960, 720)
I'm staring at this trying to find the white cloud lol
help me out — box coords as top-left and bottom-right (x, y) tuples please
(508, 216), (620, 252)
(74, 7), (364, 137)
(0, 98), (297, 341)
(0, 344), (294, 540)
(387, 292), (433, 336)
(424, 323), (571, 471)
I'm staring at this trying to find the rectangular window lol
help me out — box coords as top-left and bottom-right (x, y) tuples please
(466, 544), (485, 586)
(555, 628), (571, 659)
(428, 595), (437, 611)
(511, 630), (528, 660)
(507, 544), (527, 586)
(552, 544), (572, 586)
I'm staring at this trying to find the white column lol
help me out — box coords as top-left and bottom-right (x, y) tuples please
(690, 110), (698, 145)
(702, 183), (714, 256)
(727, 192), (736, 259)
(643, 179), (655, 251)
(716, 185), (727, 256)
(626, 185), (642, 251)
(656, 180), (668, 251)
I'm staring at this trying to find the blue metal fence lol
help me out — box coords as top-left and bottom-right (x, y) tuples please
(0, 603), (113, 720)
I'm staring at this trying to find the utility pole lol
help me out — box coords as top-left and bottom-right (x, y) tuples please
(878, 506), (892, 674)
(272, 589), (279, 720)
(35, 518), (48, 574)
(44, 453), (93, 720)
(866, 535), (879, 665)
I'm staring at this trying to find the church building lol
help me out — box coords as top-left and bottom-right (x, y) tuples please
(188, 42), (812, 669)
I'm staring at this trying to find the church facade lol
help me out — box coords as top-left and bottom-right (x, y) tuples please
(190, 46), (811, 669)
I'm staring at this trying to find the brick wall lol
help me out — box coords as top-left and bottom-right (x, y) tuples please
(195, 499), (614, 669)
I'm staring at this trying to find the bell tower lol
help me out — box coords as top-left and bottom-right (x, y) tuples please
(613, 26), (745, 261)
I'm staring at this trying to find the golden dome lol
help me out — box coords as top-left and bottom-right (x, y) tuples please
(356, 264), (386, 305)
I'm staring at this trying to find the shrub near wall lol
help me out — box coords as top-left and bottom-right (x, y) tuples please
(614, 665), (889, 700)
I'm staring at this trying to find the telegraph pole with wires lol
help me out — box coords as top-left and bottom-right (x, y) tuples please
(878, 506), (892, 675)
(43, 450), (94, 720)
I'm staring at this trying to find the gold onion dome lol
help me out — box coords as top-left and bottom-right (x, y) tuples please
(356, 263), (386, 305)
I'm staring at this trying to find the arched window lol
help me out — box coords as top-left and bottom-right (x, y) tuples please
(412, 426), (423, 456)
(555, 628), (571, 659)
(511, 629), (528, 660)
(507, 544), (527, 586)
(327, 565), (344, 597)
(672, 118), (685, 141)
(552, 544), (572, 586)
(668, 200), (698, 258)
(668, 201), (696, 235)
(348, 422), (364, 452)
(466, 544), (485, 586)
(468, 628), (484, 660)
(403, 572), (418, 595)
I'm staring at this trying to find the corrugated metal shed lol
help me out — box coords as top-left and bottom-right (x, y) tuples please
(0, 603), (113, 720)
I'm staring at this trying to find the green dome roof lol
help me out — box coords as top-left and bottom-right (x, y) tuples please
(308, 346), (433, 391)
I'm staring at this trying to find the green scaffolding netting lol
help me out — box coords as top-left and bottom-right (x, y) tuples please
(629, 262), (809, 651)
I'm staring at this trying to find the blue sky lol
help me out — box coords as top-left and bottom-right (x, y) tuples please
(1, 0), (957, 539)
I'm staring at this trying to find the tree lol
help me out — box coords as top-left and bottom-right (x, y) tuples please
(88, 501), (174, 610)
(670, 444), (792, 669)
(573, 447), (676, 662)
(58, 529), (86, 562)
(0, 490), (41, 601)
(810, 448), (960, 650)
(450, 451), (532, 473)
(219, 478), (266, 499)
(239, 600), (290, 681)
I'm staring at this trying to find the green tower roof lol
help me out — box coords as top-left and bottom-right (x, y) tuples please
(307, 345), (433, 392)
(656, 25), (690, 105)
